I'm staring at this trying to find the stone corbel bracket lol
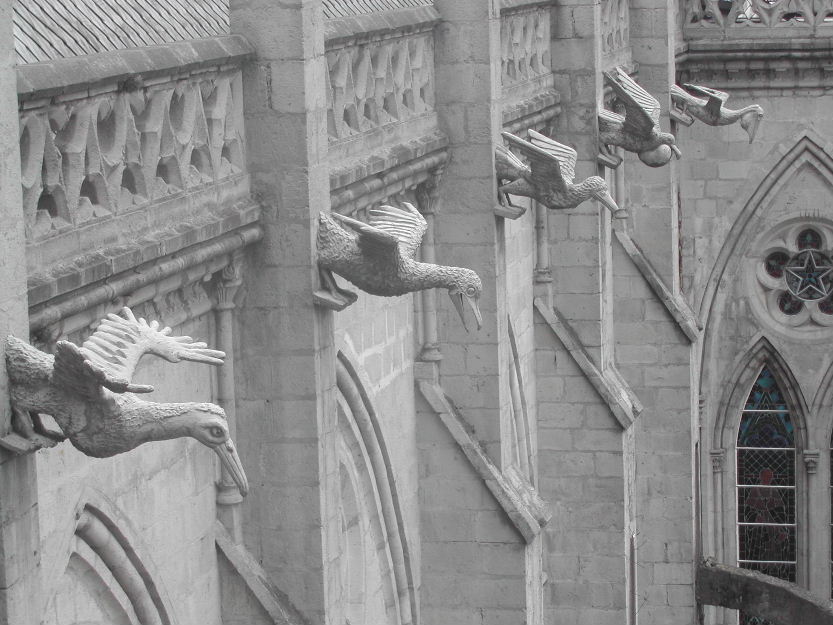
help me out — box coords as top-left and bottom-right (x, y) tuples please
(417, 380), (552, 543)
(534, 298), (642, 429)
(614, 228), (702, 343)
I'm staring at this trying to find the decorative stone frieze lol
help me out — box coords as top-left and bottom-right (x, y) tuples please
(325, 28), (436, 143)
(601, 0), (630, 58)
(19, 68), (246, 243)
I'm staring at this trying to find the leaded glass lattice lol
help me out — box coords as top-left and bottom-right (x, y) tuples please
(737, 367), (796, 625)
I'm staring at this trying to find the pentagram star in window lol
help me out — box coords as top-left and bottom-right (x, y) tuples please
(784, 250), (833, 301)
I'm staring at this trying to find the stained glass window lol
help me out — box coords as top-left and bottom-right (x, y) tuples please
(737, 367), (796, 625)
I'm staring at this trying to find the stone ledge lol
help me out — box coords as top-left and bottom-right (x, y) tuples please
(534, 298), (642, 429)
(28, 200), (261, 310)
(502, 90), (561, 134)
(614, 227), (702, 343)
(500, 0), (555, 14)
(17, 35), (254, 102)
(324, 6), (440, 44)
(330, 131), (449, 212)
(416, 379), (552, 544)
(677, 39), (833, 89)
(697, 558), (833, 625)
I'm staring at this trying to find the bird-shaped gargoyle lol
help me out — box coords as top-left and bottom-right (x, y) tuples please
(599, 67), (682, 168)
(497, 130), (625, 219)
(2, 308), (248, 496)
(670, 83), (764, 144)
(316, 202), (483, 330)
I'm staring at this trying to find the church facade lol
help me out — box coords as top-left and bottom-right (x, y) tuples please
(0, 0), (830, 624)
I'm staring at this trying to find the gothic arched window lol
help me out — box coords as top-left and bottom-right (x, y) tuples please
(736, 366), (796, 608)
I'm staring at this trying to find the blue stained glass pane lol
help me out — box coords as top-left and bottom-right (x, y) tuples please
(743, 368), (788, 411)
(738, 412), (794, 448)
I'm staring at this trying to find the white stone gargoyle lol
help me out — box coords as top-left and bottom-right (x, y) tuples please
(670, 83), (764, 143)
(599, 67), (682, 168)
(2, 307), (248, 496)
(315, 203), (484, 330)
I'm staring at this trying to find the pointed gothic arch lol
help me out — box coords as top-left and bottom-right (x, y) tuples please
(335, 350), (418, 625)
(42, 488), (178, 625)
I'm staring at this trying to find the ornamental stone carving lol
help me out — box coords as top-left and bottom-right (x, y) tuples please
(2, 307), (248, 496)
(671, 83), (764, 143)
(752, 222), (833, 331)
(316, 203), (483, 330)
(326, 30), (435, 142)
(19, 70), (245, 242)
(599, 67), (681, 168)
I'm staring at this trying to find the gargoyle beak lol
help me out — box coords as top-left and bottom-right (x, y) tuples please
(450, 292), (483, 332)
(745, 115), (761, 144)
(671, 144), (682, 159)
(592, 189), (627, 219)
(215, 439), (249, 497)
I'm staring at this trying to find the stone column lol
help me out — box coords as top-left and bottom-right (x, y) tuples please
(628, 0), (680, 289)
(418, 3), (529, 624)
(229, 1), (338, 623)
(214, 255), (244, 544)
(0, 0), (41, 622)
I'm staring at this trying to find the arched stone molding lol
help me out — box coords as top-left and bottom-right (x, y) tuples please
(335, 350), (418, 625)
(42, 488), (178, 625)
(709, 337), (810, 587)
(507, 316), (533, 482)
(698, 130), (833, 332)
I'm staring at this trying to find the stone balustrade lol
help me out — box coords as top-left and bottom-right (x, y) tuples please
(685, 0), (833, 38)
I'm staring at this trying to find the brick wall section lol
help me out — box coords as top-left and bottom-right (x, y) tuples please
(0, 0), (40, 620)
(230, 1), (338, 623)
(613, 242), (696, 625)
(540, 3), (632, 623)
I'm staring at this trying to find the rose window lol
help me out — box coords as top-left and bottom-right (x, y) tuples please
(755, 225), (833, 329)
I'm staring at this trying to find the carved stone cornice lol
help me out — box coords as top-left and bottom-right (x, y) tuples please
(710, 449), (726, 473)
(677, 40), (833, 91)
(214, 254), (244, 311)
(803, 449), (820, 474)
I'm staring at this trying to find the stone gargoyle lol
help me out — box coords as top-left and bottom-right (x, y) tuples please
(2, 307), (248, 496)
(316, 202), (483, 331)
(497, 130), (625, 219)
(599, 67), (682, 168)
(670, 83), (764, 143)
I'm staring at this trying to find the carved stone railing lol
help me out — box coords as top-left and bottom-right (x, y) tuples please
(325, 17), (439, 155)
(685, 0), (833, 38)
(18, 37), (259, 308)
(499, 3), (559, 132)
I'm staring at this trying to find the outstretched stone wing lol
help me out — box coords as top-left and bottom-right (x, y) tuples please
(54, 307), (225, 397)
(367, 203), (427, 260)
(683, 83), (729, 119)
(605, 67), (660, 136)
(502, 131), (568, 193)
(528, 129), (577, 184)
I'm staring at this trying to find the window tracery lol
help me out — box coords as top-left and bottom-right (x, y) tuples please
(753, 222), (833, 329)
(736, 367), (796, 624)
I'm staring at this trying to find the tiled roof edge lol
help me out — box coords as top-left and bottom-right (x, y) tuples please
(324, 6), (440, 44)
(18, 35), (254, 100)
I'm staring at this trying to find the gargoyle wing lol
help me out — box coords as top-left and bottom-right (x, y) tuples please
(53, 340), (153, 400)
(331, 211), (403, 264)
(54, 308), (226, 396)
(670, 83), (704, 108)
(367, 202), (427, 260)
(495, 144), (528, 182)
(683, 83), (729, 119)
(502, 131), (568, 193)
(605, 68), (660, 136)
(528, 129), (577, 184)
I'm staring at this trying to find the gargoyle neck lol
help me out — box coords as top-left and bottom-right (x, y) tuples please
(124, 400), (199, 444)
(409, 261), (464, 291)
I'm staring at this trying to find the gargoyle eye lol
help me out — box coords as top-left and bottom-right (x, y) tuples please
(465, 286), (477, 297)
(210, 426), (224, 438)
